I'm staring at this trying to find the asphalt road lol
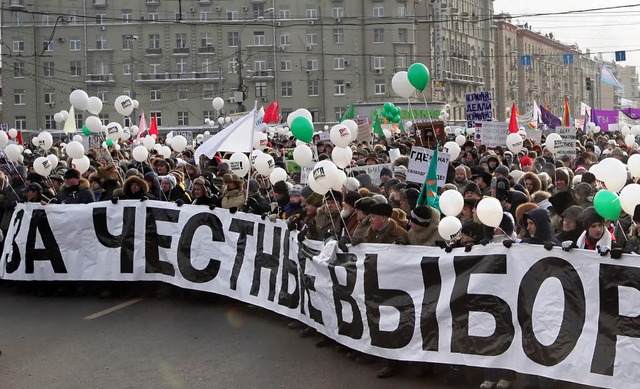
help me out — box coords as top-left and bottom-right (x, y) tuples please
(0, 282), (588, 389)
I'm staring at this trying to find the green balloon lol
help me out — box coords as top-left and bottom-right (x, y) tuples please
(106, 139), (114, 146)
(593, 190), (621, 220)
(394, 106), (402, 115)
(290, 116), (314, 143)
(392, 115), (401, 123)
(82, 125), (91, 136)
(407, 63), (431, 91)
(383, 102), (393, 111)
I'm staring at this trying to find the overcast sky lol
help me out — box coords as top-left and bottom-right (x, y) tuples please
(492, 1), (640, 68)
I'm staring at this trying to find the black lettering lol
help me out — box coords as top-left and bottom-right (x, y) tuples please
(518, 257), (585, 366)
(250, 223), (280, 301)
(25, 209), (66, 273)
(92, 207), (136, 273)
(328, 253), (363, 339)
(364, 254), (415, 349)
(145, 207), (178, 276)
(298, 242), (323, 324)
(278, 229), (299, 309)
(5, 209), (24, 273)
(421, 256), (442, 351)
(228, 218), (254, 290)
(591, 264), (640, 376)
(177, 212), (224, 283)
(451, 254), (514, 356)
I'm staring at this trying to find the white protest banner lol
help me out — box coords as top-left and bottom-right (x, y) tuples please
(300, 163), (316, 184)
(345, 163), (392, 185)
(318, 131), (331, 142)
(172, 130), (193, 147)
(356, 123), (373, 144)
(525, 129), (542, 143)
(474, 121), (508, 147)
(3, 201), (640, 388)
(406, 146), (449, 187)
(465, 91), (493, 127)
(555, 126), (577, 158)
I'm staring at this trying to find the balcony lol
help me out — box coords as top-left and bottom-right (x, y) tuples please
(10, 0), (24, 8)
(146, 48), (162, 55)
(93, 0), (107, 7)
(85, 73), (116, 84)
(145, 0), (159, 5)
(137, 71), (223, 82)
(172, 47), (190, 55)
(245, 69), (274, 80)
(197, 46), (215, 54)
(87, 45), (113, 52)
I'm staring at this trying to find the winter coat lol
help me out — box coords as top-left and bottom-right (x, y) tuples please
(576, 228), (613, 250)
(220, 188), (245, 209)
(364, 218), (409, 244)
(351, 215), (371, 244)
(407, 206), (441, 246)
(312, 204), (342, 241)
(521, 208), (560, 246)
(343, 211), (359, 238)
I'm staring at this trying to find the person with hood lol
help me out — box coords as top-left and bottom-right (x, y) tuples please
(576, 207), (613, 250)
(554, 205), (583, 246)
(220, 173), (245, 210)
(144, 171), (162, 199)
(350, 197), (376, 245)
(191, 177), (216, 206)
(521, 208), (560, 246)
(453, 165), (470, 192)
(54, 168), (95, 204)
(119, 175), (155, 200)
(310, 190), (343, 241)
(519, 172), (542, 196)
(245, 179), (270, 214)
(159, 174), (191, 204)
(407, 205), (441, 246)
(551, 168), (572, 195)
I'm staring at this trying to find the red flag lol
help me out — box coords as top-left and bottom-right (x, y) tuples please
(562, 97), (571, 126)
(149, 114), (159, 139)
(508, 102), (519, 133)
(9, 130), (23, 145)
(263, 101), (279, 123)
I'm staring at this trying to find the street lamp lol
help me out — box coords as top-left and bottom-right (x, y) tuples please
(125, 35), (138, 125)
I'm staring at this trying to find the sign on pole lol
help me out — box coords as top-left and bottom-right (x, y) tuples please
(555, 126), (577, 158)
(474, 121), (508, 147)
(465, 91), (493, 127)
(406, 147), (449, 187)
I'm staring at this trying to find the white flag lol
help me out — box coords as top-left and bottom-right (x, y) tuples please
(580, 102), (592, 116)
(194, 108), (258, 163)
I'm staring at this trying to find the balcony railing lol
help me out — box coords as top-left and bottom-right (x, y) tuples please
(85, 73), (115, 83)
(146, 48), (162, 55)
(172, 47), (189, 54)
(245, 69), (274, 80)
(197, 46), (215, 54)
(137, 71), (223, 82)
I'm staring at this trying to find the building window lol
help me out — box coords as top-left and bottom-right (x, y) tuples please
(253, 3), (265, 18)
(280, 59), (292, 71)
(97, 89), (108, 102)
(398, 3), (407, 18)
(177, 86), (189, 100)
(15, 116), (27, 130)
(203, 110), (215, 120)
(176, 58), (188, 73)
(334, 80), (345, 95)
(122, 10), (133, 23)
(395, 55), (408, 70)
(255, 82), (267, 98)
(177, 111), (189, 126)
(148, 12), (159, 22)
(332, 7), (344, 18)
(11, 11), (22, 26)
(44, 90), (55, 104)
(227, 10), (238, 21)
(75, 113), (83, 129)
(254, 60), (267, 73)
(307, 59), (319, 71)
(149, 34), (160, 49)
(203, 84), (215, 99)
(307, 80), (319, 96)
(306, 8), (318, 19)
(69, 38), (81, 51)
(42, 12), (53, 26)
(333, 29), (344, 44)
(42, 40), (54, 52)
(150, 89), (161, 101)
(14, 89), (25, 105)
(227, 32), (239, 47)
(333, 57), (345, 70)
(45, 115), (56, 130)
(253, 31), (265, 46)
(96, 36), (107, 50)
(375, 80), (386, 95)
(174, 11), (185, 22)
(398, 28), (408, 43)
(278, 8), (290, 19)
(279, 33), (290, 46)
(281, 81), (293, 97)
(95, 60), (108, 75)
(123, 60), (132, 75)
(43, 62), (55, 77)
(70, 61), (82, 76)
(201, 58), (213, 73)
(373, 28), (384, 43)
(96, 14), (106, 24)
(335, 107), (346, 122)
(373, 6), (384, 18)
(13, 61), (25, 78)
(150, 63), (160, 74)
(176, 33), (187, 48)
(12, 39), (24, 53)
(373, 56), (385, 70)
(98, 114), (109, 126)
(306, 32), (318, 45)
(200, 33), (213, 48)
(150, 112), (162, 126)
(200, 10), (212, 21)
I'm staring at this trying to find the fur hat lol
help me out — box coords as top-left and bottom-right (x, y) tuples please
(96, 164), (120, 183)
(461, 222), (484, 241)
(223, 173), (243, 188)
(306, 193), (324, 208)
(463, 182), (482, 196)
(124, 175), (149, 195)
(272, 180), (289, 195)
(410, 206), (433, 227)
(354, 197), (377, 214)
(344, 191), (361, 207)
(64, 169), (81, 180)
(152, 158), (171, 171)
(368, 202), (393, 218)
(549, 191), (576, 216)
(324, 190), (343, 203)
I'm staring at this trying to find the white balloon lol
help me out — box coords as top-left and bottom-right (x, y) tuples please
(86, 96), (103, 115)
(312, 160), (339, 191)
(132, 145), (149, 162)
(71, 155), (90, 174)
(506, 132), (524, 154)
(229, 152), (250, 177)
(293, 144), (313, 167)
(171, 135), (188, 152)
(622, 126), (631, 137)
(85, 116), (103, 133)
(114, 95), (134, 116)
(254, 153), (275, 176)
(442, 141), (461, 160)
(38, 131), (53, 150)
(286, 108), (313, 128)
(23, 149), (32, 155)
(620, 184), (640, 215)
(143, 135), (156, 150)
(60, 110), (69, 122)
(121, 127), (131, 141)
(628, 154), (640, 178)
(65, 141), (85, 159)
(545, 133), (562, 153)
(269, 167), (288, 185)
(130, 125), (139, 135)
(438, 216), (462, 241)
(72, 135), (83, 143)
(204, 130), (210, 136)
(307, 173), (328, 195)
(218, 117), (225, 125)
(8, 128), (18, 139)
(4, 144), (21, 162)
(632, 126), (640, 136)
(253, 132), (268, 150)
(391, 71), (415, 99)
(54, 112), (64, 123)
(383, 129), (392, 139)
(599, 157), (627, 193)
(439, 189), (464, 217)
(33, 156), (53, 177)
(405, 121), (413, 129)
(295, 140), (309, 147)
(159, 146), (172, 159)
(132, 100), (139, 109)
(31, 136), (40, 147)
(625, 134), (636, 147)
(212, 97), (225, 111)
(453, 127), (462, 136)
(455, 134), (466, 146)
(329, 124), (352, 148)
(331, 147), (353, 169)
(593, 125), (601, 134)
(225, 117), (232, 124)
(47, 154), (59, 169)
(0, 131), (8, 149)
(250, 149), (264, 167)
(477, 197), (503, 228)
(69, 89), (89, 111)
(106, 122), (123, 141)
(17, 145), (23, 153)
(331, 169), (347, 192)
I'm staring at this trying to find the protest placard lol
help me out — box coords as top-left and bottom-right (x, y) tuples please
(466, 91), (493, 127)
(406, 146), (449, 187)
(173, 130), (193, 147)
(474, 121), (508, 147)
(345, 163), (392, 185)
(555, 126), (577, 158)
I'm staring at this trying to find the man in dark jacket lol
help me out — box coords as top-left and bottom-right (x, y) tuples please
(55, 169), (95, 204)
(521, 208), (560, 246)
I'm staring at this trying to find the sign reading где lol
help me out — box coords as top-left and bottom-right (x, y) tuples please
(406, 146), (449, 187)
(466, 91), (493, 127)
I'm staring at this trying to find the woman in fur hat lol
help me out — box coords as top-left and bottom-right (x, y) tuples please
(220, 173), (245, 210)
(119, 175), (155, 200)
(191, 177), (218, 206)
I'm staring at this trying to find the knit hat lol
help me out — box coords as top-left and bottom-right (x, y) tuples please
(494, 165), (510, 177)
(248, 179), (260, 194)
(463, 182), (482, 196)
(562, 205), (584, 227)
(581, 172), (596, 185)
(410, 206), (432, 227)
(161, 174), (177, 190)
(272, 180), (289, 195)
(354, 197), (376, 214)
(380, 167), (393, 179)
(355, 173), (373, 189)
(368, 203), (393, 218)
(344, 191), (362, 207)
(300, 185), (314, 198)
(27, 182), (43, 192)
(548, 191), (576, 216)
(498, 212), (515, 236)
(125, 168), (143, 179)
(520, 156), (534, 166)
(574, 182), (592, 199)
(393, 165), (408, 179)
(290, 185), (303, 196)
(371, 194), (388, 204)
(581, 206), (605, 227)
(64, 168), (81, 179)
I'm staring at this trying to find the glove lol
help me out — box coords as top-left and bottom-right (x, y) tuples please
(445, 246), (453, 253)
(465, 244), (473, 252)
(479, 238), (490, 246)
(297, 226), (308, 243)
(394, 238), (406, 245)
(502, 239), (513, 248)
(351, 237), (362, 247)
(140, 196), (148, 202)
(434, 240), (447, 249)
(111, 197), (119, 204)
(611, 247), (623, 260)
(229, 207), (238, 214)
(261, 213), (267, 220)
(209, 204), (216, 211)
(544, 241), (554, 251)
(561, 241), (574, 252)
(598, 245), (611, 257)
(176, 199), (184, 207)
(338, 237), (349, 253)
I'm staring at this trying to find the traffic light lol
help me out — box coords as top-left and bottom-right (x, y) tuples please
(586, 77), (592, 91)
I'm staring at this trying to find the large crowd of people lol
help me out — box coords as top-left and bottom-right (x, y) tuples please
(1, 124), (636, 388)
